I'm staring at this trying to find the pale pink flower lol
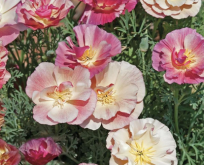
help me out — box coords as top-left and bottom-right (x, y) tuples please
(140, 0), (201, 19)
(80, 61), (145, 130)
(26, 62), (97, 125)
(106, 118), (177, 165)
(20, 137), (61, 165)
(0, 41), (11, 89)
(0, 139), (21, 165)
(0, 0), (27, 45)
(152, 28), (204, 84)
(78, 0), (138, 25)
(55, 24), (121, 78)
(17, 0), (74, 30)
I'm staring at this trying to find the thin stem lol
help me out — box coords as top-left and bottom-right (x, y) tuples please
(65, 153), (80, 164)
(173, 87), (179, 134)
(174, 102), (179, 134)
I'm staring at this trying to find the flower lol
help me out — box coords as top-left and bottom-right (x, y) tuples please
(26, 62), (97, 125)
(17, 0), (74, 30)
(78, 0), (138, 25)
(106, 118), (177, 165)
(55, 24), (121, 78)
(140, 0), (201, 19)
(20, 137), (61, 165)
(152, 28), (204, 84)
(80, 61), (145, 130)
(0, 139), (21, 165)
(0, 41), (11, 89)
(71, 0), (86, 20)
(0, 0), (26, 45)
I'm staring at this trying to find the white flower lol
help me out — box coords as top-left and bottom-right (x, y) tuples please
(106, 118), (177, 165)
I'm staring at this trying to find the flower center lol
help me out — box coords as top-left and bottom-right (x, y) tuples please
(129, 141), (155, 164)
(172, 48), (196, 69)
(48, 87), (72, 108)
(94, 2), (115, 13)
(78, 46), (96, 66)
(0, 147), (9, 162)
(96, 86), (115, 105)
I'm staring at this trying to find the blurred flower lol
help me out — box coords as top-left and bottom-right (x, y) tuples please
(78, 0), (138, 25)
(20, 137), (61, 165)
(0, 0), (26, 45)
(152, 28), (204, 84)
(55, 24), (121, 78)
(0, 139), (21, 165)
(81, 61), (145, 130)
(17, 0), (74, 30)
(71, 0), (86, 20)
(140, 0), (201, 19)
(0, 41), (11, 89)
(106, 118), (177, 165)
(26, 62), (97, 125)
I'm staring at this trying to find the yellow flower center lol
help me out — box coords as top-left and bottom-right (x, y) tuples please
(0, 147), (9, 163)
(96, 88), (115, 105)
(183, 49), (196, 63)
(78, 46), (96, 66)
(48, 87), (72, 108)
(173, 49), (196, 69)
(129, 141), (155, 165)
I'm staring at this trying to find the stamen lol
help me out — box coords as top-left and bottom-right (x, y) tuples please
(97, 88), (115, 105)
(129, 141), (155, 164)
(78, 46), (96, 66)
(48, 87), (72, 108)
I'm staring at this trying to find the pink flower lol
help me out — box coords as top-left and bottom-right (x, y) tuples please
(26, 62), (97, 125)
(55, 24), (121, 78)
(140, 0), (201, 19)
(152, 28), (204, 84)
(20, 137), (61, 165)
(0, 0), (27, 45)
(0, 139), (21, 165)
(78, 0), (137, 25)
(0, 41), (11, 89)
(106, 118), (177, 165)
(80, 61), (145, 130)
(17, 0), (74, 30)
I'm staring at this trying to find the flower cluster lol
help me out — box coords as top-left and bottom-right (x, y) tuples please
(0, 0), (203, 164)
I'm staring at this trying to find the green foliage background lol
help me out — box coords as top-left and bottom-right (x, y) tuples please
(0, 2), (204, 165)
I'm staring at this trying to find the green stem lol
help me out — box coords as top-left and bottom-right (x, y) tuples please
(173, 88), (179, 134)
(141, 51), (146, 82)
(55, 124), (59, 134)
(174, 102), (179, 134)
(65, 153), (80, 164)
